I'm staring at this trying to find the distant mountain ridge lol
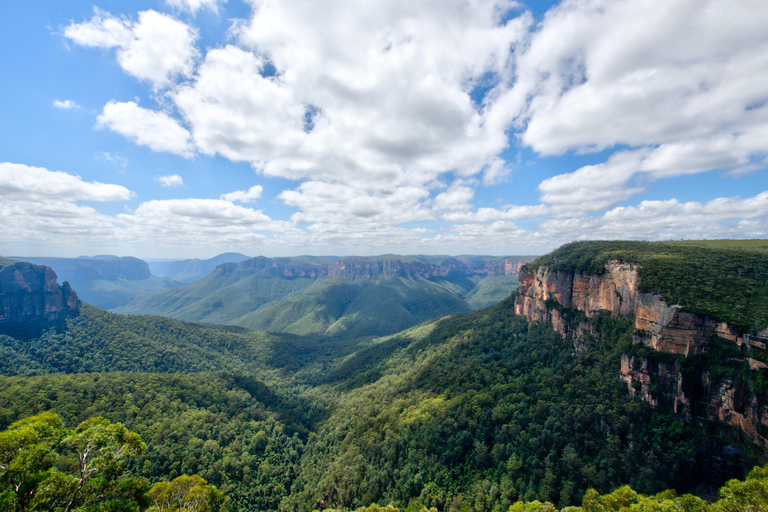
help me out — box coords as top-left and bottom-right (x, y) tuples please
(214, 254), (526, 280)
(116, 254), (535, 338)
(148, 252), (252, 283)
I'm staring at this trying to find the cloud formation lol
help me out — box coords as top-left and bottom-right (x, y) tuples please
(97, 101), (193, 157)
(42, 0), (768, 255)
(64, 8), (198, 88)
(155, 174), (184, 187)
(53, 100), (80, 109)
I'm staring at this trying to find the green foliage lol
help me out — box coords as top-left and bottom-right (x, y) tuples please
(147, 474), (226, 511)
(523, 240), (768, 333)
(0, 304), (332, 378)
(116, 258), (523, 338)
(0, 412), (146, 511)
(284, 299), (746, 512)
(0, 372), (314, 511)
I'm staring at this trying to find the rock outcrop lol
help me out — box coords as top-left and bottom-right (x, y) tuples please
(0, 260), (80, 337)
(514, 261), (768, 451)
(216, 256), (526, 281)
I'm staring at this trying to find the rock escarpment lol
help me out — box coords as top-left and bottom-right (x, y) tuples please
(0, 260), (80, 337)
(514, 261), (768, 451)
(216, 256), (525, 281)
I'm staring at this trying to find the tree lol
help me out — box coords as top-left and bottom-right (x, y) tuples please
(0, 413), (146, 511)
(0, 412), (62, 511)
(146, 474), (226, 512)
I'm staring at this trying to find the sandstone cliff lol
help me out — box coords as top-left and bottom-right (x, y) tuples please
(0, 260), (80, 337)
(216, 255), (525, 281)
(514, 261), (768, 451)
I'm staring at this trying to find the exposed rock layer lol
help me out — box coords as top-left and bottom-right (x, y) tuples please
(514, 261), (768, 451)
(217, 256), (526, 281)
(0, 261), (80, 337)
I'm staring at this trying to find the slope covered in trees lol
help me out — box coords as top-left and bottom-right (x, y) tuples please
(1, 241), (766, 511)
(115, 255), (527, 338)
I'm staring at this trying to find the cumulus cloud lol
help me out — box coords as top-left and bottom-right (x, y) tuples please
(0, 162), (133, 202)
(0, 163), (132, 250)
(535, 192), (768, 241)
(174, 45), (305, 164)
(155, 174), (184, 187)
(493, 0), (768, 187)
(220, 185), (263, 203)
(64, 8), (198, 88)
(171, 0), (528, 185)
(442, 204), (548, 223)
(53, 99), (80, 109)
(47, 0), (768, 253)
(97, 101), (193, 157)
(279, 181), (433, 226)
(166, 0), (224, 14)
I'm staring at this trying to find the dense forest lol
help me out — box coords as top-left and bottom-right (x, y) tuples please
(1, 241), (767, 510)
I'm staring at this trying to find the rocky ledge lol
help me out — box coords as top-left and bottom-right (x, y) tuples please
(514, 260), (768, 452)
(0, 260), (80, 337)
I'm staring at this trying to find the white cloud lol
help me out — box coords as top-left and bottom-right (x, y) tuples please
(155, 174), (184, 187)
(536, 192), (768, 241)
(63, 8), (133, 48)
(442, 204), (548, 223)
(170, 0), (529, 186)
(0, 163), (132, 250)
(64, 9), (198, 89)
(98, 152), (128, 169)
(279, 181), (433, 226)
(489, 0), (768, 193)
(53, 99), (80, 109)
(433, 181), (475, 211)
(220, 185), (263, 203)
(174, 45), (305, 164)
(97, 101), (193, 157)
(166, 0), (225, 14)
(537, 150), (648, 211)
(0, 162), (133, 202)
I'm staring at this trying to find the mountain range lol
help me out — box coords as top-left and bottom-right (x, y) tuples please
(115, 254), (532, 338)
(1, 240), (767, 511)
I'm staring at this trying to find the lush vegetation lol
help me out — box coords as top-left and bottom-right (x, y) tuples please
(283, 298), (758, 512)
(0, 373), (312, 511)
(1, 295), (760, 511)
(524, 240), (768, 333)
(2, 242), (766, 511)
(115, 256), (528, 339)
(0, 305), (336, 379)
(0, 412), (226, 511)
(327, 463), (768, 512)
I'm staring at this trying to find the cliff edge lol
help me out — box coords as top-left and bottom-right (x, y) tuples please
(0, 260), (80, 338)
(514, 242), (768, 452)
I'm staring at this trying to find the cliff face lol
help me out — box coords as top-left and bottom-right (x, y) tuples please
(0, 261), (80, 337)
(216, 256), (525, 280)
(514, 261), (768, 451)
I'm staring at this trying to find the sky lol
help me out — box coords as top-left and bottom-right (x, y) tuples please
(1, 0), (767, 259)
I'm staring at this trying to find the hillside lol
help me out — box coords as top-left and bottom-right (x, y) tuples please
(11, 256), (181, 309)
(516, 240), (768, 451)
(1, 242), (766, 511)
(116, 254), (531, 338)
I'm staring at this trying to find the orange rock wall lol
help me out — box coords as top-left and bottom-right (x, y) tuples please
(515, 261), (767, 451)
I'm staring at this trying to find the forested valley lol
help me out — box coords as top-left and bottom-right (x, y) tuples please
(1, 240), (768, 511)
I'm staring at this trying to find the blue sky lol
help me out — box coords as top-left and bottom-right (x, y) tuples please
(1, 0), (766, 259)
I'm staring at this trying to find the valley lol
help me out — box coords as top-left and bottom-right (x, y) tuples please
(0, 241), (767, 511)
